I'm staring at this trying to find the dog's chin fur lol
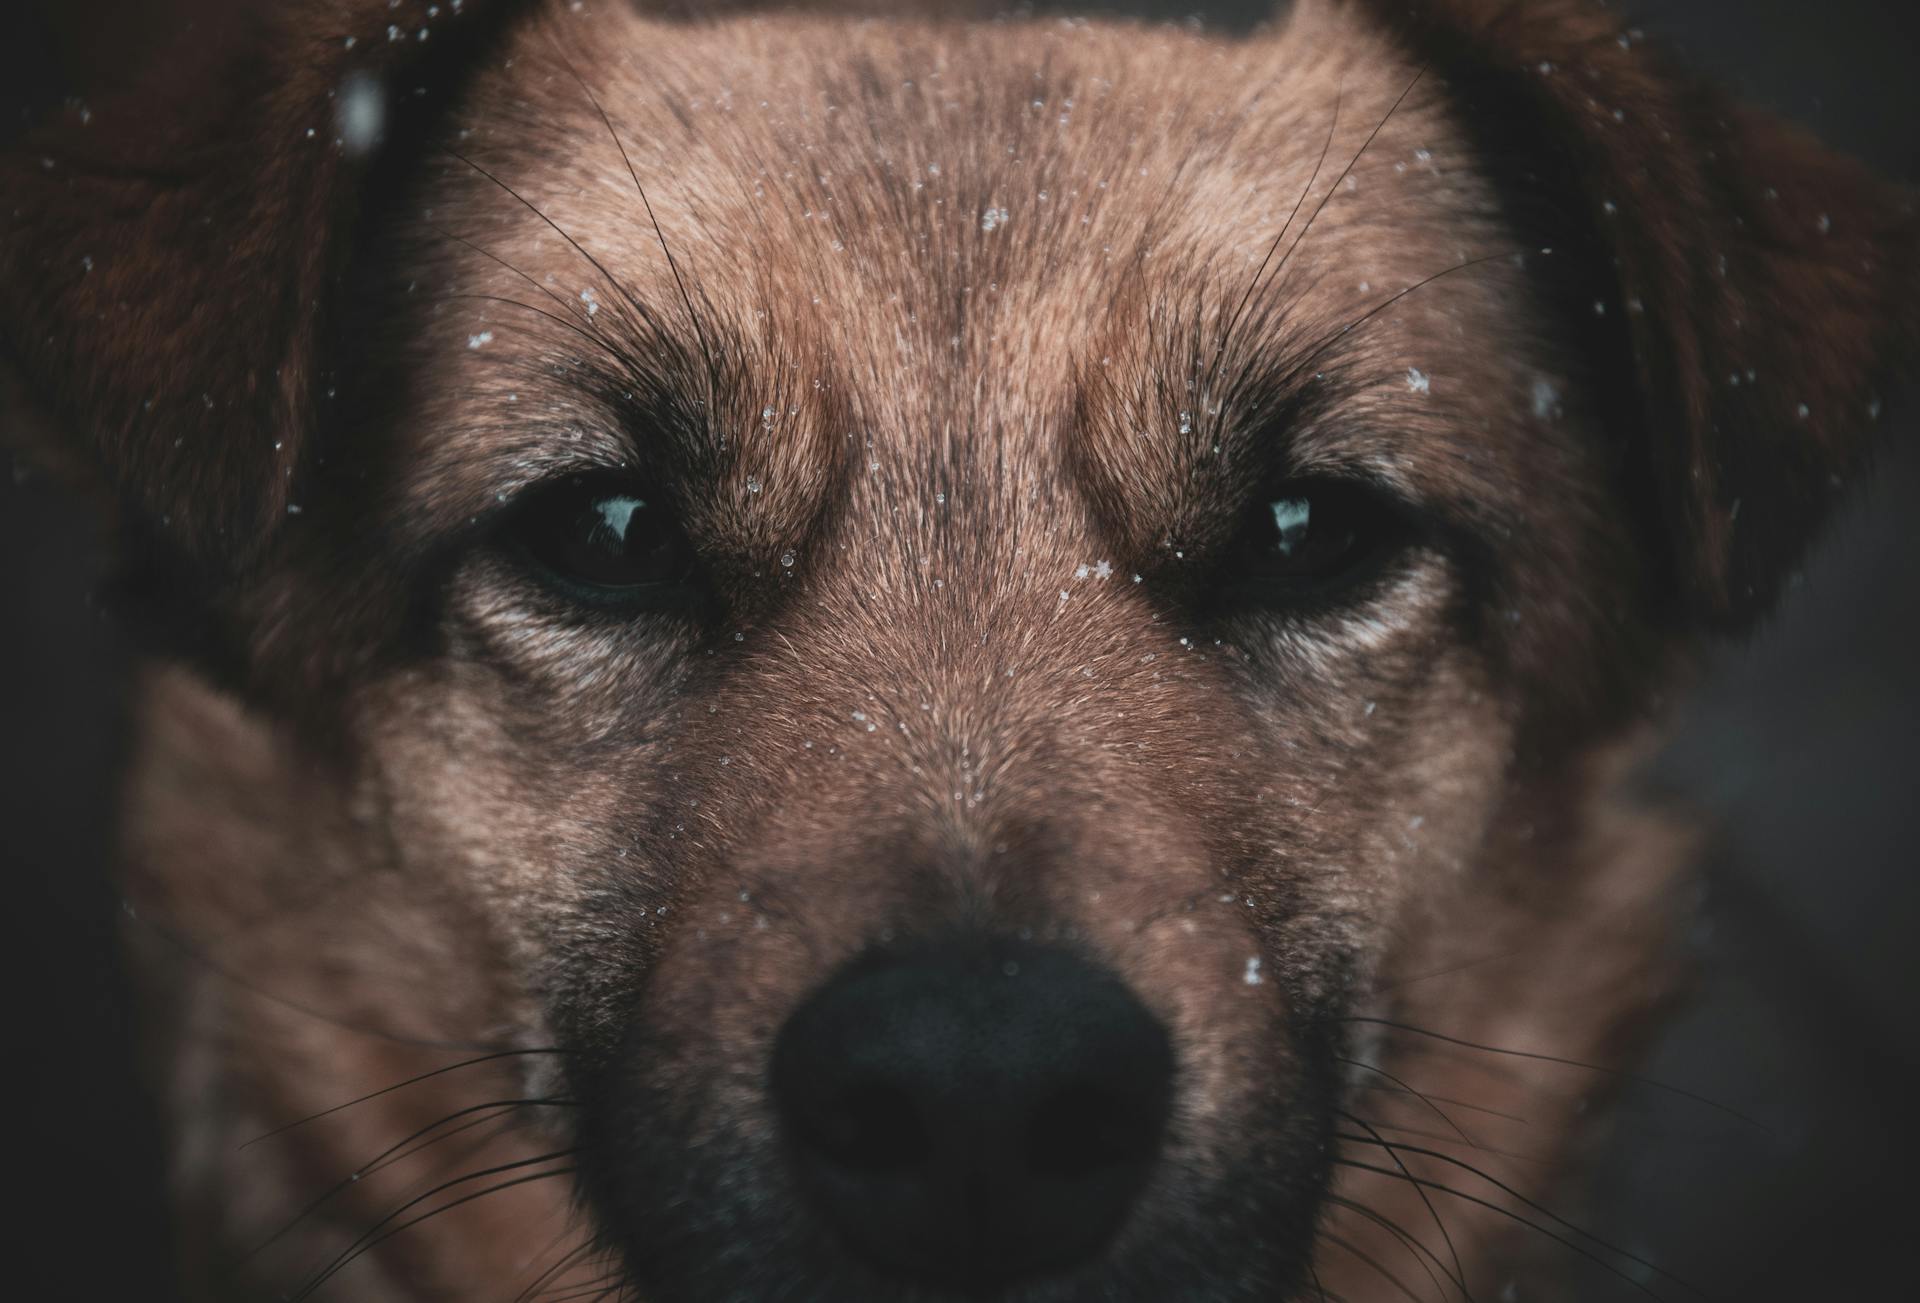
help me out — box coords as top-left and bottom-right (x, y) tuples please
(5, 1), (1916, 1300)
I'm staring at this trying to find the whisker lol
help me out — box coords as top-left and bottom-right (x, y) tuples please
(251, 1110), (518, 1264)
(1342, 1016), (1768, 1131)
(1346, 1078), (1531, 1126)
(1269, 64), (1425, 287)
(1337, 1055), (1479, 1146)
(1318, 1227), (1430, 1303)
(1326, 1194), (1467, 1302)
(247, 1097), (576, 1259)
(288, 1162), (580, 1302)
(1342, 1114), (1549, 1165)
(429, 222), (602, 328)
(547, 36), (721, 401)
(1311, 1270), (1357, 1303)
(1209, 86), (1341, 391)
(439, 292), (633, 360)
(516, 1240), (609, 1303)
(442, 147), (667, 340)
(1334, 1135), (1712, 1301)
(542, 1269), (632, 1303)
(1333, 1158), (1690, 1302)
(1219, 65), (1429, 399)
(240, 1049), (563, 1149)
(1338, 1109), (1471, 1297)
(1279, 249), (1526, 388)
(280, 1151), (572, 1303)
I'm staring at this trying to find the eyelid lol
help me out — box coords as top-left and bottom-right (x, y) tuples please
(387, 435), (644, 554)
(482, 464), (651, 531)
(1259, 459), (1409, 499)
(495, 472), (664, 545)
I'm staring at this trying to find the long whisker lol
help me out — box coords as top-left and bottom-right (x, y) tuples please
(1337, 1055), (1479, 1146)
(1216, 65), (1428, 404)
(289, 1151), (579, 1301)
(1269, 64), (1426, 290)
(439, 292), (632, 359)
(515, 1239), (609, 1303)
(1338, 1109), (1471, 1298)
(1279, 249), (1525, 388)
(1326, 1194), (1466, 1302)
(542, 1269), (634, 1303)
(548, 36), (721, 401)
(1346, 1078), (1531, 1126)
(1334, 1134), (1712, 1300)
(1318, 1227), (1429, 1303)
(1342, 1115), (1549, 1165)
(240, 1049), (563, 1149)
(443, 147), (666, 339)
(429, 222), (601, 327)
(288, 1162), (580, 1302)
(247, 1097), (576, 1258)
(1209, 87), (1340, 391)
(1342, 1016), (1767, 1131)
(1333, 1158), (1688, 1302)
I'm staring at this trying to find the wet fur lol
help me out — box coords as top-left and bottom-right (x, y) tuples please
(4, 1), (1915, 1300)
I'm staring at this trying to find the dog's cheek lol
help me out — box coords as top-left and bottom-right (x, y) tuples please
(1227, 563), (1517, 949)
(343, 647), (696, 1016)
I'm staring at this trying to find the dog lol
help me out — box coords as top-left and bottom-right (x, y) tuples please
(4, 1), (1915, 1299)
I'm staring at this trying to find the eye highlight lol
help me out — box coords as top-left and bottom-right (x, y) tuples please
(1216, 478), (1409, 607)
(1266, 496), (1320, 560)
(504, 475), (701, 609)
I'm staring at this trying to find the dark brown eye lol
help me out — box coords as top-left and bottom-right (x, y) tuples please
(1221, 480), (1404, 603)
(508, 477), (699, 607)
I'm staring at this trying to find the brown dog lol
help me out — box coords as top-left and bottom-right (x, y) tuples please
(4, 1), (1915, 1300)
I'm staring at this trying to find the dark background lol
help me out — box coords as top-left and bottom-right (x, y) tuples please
(4, 1), (1917, 1299)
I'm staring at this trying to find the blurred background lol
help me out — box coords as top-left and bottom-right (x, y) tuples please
(3, 1), (1916, 1298)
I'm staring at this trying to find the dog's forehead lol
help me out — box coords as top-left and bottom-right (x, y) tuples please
(400, 10), (1552, 536)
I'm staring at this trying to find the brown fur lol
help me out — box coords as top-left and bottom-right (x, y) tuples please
(3, 1), (1915, 1300)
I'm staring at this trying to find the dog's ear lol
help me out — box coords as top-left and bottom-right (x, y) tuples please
(1365, 0), (1920, 630)
(0, 0), (525, 610)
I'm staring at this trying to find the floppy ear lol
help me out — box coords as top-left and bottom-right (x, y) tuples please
(0, 0), (526, 612)
(1361, 0), (1920, 629)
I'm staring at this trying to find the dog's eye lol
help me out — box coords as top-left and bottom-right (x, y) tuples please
(1219, 480), (1404, 603)
(508, 478), (698, 607)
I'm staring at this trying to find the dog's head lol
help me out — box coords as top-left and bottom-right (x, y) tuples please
(5, 1), (1915, 1299)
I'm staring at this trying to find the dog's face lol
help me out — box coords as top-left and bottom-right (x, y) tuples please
(354, 15), (1581, 1296)
(5, 2), (1915, 1300)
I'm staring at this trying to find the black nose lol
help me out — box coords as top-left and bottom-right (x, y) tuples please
(769, 938), (1175, 1289)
